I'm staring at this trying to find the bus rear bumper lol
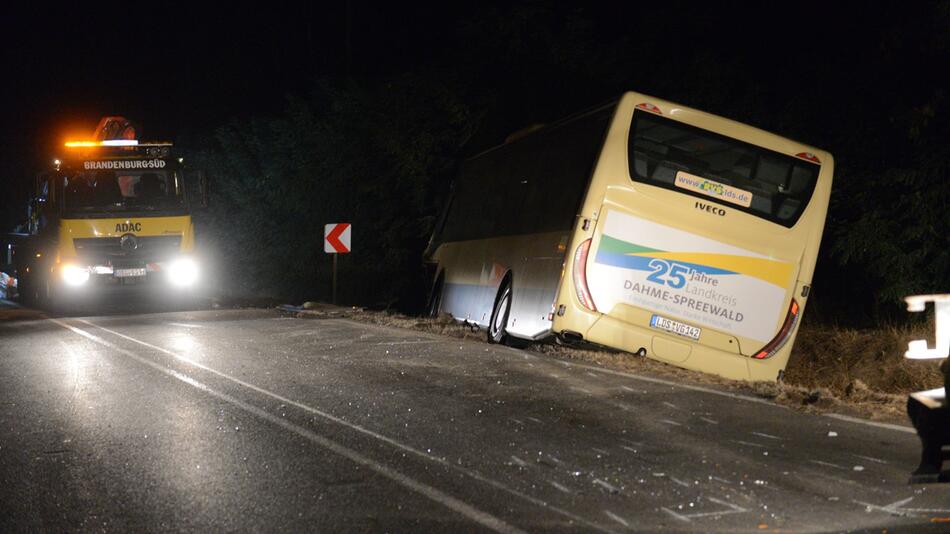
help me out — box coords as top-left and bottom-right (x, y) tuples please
(584, 314), (758, 381)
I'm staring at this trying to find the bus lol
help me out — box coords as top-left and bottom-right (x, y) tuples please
(16, 117), (206, 309)
(424, 92), (833, 382)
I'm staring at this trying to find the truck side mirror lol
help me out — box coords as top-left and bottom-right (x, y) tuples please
(185, 170), (209, 208)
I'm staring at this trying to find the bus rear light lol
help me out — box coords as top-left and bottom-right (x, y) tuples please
(753, 299), (800, 359)
(572, 239), (597, 312)
(795, 152), (821, 164)
(636, 103), (662, 114)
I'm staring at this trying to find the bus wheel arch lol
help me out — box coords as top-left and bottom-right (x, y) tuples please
(488, 272), (514, 344)
(426, 271), (445, 318)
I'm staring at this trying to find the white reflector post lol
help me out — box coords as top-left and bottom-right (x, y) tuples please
(904, 294), (950, 359)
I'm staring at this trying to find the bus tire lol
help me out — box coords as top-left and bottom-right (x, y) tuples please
(488, 278), (512, 344)
(426, 274), (444, 318)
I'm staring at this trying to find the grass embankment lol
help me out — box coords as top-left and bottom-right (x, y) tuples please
(293, 304), (943, 423)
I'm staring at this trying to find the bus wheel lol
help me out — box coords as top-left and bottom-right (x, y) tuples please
(426, 275), (444, 318)
(488, 280), (512, 344)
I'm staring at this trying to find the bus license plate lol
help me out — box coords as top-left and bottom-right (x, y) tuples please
(650, 315), (701, 340)
(114, 268), (146, 278)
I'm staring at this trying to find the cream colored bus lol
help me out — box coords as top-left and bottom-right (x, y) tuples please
(424, 91), (833, 381)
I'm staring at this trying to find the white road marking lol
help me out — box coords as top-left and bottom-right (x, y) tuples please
(662, 401), (679, 410)
(824, 413), (914, 434)
(68, 318), (614, 533)
(168, 322), (204, 328)
(662, 497), (748, 523)
(661, 507), (691, 522)
(809, 460), (847, 470)
(854, 496), (950, 516)
(732, 440), (766, 448)
(751, 432), (782, 440)
(593, 479), (621, 493)
(549, 481), (572, 494)
(52, 319), (523, 534)
(699, 417), (718, 425)
(670, 477), (691, 488)
(604, 511), (630, 527)
(852, 454), (888, 465)
(566, 360), (916, 434)
(510, 456), (529, 467)
(659, 419), (682, 426)
(375, 340), (440, 346)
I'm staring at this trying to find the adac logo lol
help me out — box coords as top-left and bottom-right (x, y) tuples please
(115, 221), (142, 233)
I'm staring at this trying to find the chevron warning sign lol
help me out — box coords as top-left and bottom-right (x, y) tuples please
(324, 223), (351, 253)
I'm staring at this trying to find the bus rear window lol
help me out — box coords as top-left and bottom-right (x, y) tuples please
(628, 111), (819, 227)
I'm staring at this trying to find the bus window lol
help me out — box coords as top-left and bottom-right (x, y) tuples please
(629, 112), (820, 227)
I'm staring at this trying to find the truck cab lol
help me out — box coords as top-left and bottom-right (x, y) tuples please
(17, 118), (206, 308)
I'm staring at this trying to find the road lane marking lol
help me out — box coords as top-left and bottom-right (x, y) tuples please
(824, 414), (914, 434)
(69, 318), (614, 533)
(604, 511), (629, 527)
(558, 359), (918, 434)
(809, 460), (847, 470)
(592, 479), (620, 493)
(167, 322), (204, 329)
(732, 440), (766, 448)
(375, 340), (440, 346)
(662, 497), (748, 523)
(852, 454), (888, 465)
(510, 456), (529, 467)
(549, 481), (571, 494)
(751, 432), (782, 440)
(854, 497), (950, 516)
(51, 318), (524, 534)
(670, 477), (691, 488)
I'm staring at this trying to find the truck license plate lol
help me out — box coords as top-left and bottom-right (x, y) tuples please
(650, 314), (701, 340)
(114, 268), (146, 278)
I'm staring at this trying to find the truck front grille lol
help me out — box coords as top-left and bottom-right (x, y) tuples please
(74, 236), (183, 264)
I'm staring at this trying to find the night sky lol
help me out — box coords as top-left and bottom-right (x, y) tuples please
(2, 2), (946, 230)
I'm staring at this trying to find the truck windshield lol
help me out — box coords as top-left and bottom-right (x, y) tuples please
(63, 169), (183, 211)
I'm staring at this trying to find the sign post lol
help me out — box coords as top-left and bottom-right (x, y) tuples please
(324, 223), (351, 304)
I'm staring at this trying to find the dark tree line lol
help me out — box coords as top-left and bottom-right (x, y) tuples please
(189, 2), (949, 325)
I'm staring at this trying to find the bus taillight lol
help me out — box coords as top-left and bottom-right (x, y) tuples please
(753, 299), (800, 359)
(573, 238), (597, 312)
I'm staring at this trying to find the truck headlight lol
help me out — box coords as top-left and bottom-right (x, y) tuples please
(62, 264), (90, 286)
(168, 258), (199, 287)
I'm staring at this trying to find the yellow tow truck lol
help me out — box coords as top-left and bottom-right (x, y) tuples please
(17, 117), (206, 308)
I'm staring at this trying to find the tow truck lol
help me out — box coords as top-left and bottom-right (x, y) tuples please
(16, 117), (207, 308)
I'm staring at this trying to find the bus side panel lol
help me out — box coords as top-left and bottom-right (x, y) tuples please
(507, 232), (569, 339)
(437, 239), (510, 326)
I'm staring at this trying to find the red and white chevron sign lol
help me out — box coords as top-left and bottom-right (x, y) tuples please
(324, 223), (351, 253)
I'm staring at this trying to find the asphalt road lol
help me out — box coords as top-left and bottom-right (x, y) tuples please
(1, 299), (947, 532)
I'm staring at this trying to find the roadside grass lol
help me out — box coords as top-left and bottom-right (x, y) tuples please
(294, 304), (943, 424)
